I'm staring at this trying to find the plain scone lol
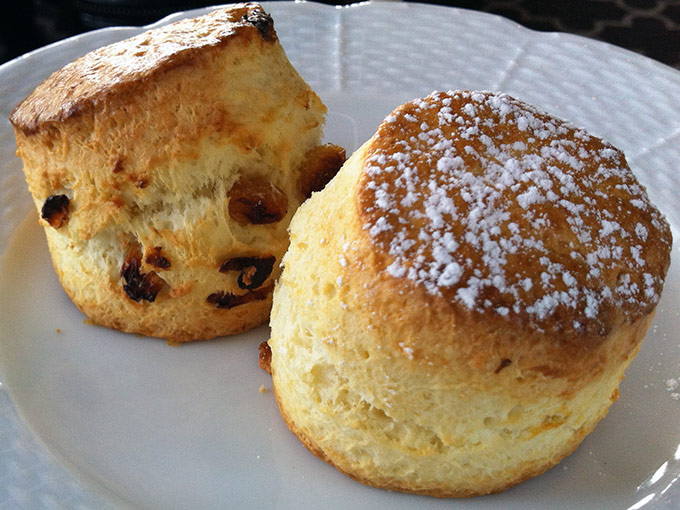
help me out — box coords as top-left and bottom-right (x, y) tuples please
(10, 3), (344, 342)
(267, 91), (672, 496)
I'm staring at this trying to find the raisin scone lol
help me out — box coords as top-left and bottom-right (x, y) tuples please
(265, 91), (672, 496)
(10, 3), (345, 342)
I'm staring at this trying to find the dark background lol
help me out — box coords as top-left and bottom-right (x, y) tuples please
(1, 0), (679, 69)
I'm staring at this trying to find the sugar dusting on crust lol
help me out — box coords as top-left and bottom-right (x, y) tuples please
(359, 91), (671, 332)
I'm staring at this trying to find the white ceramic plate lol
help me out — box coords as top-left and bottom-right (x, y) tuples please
(1, 2), (679, 509)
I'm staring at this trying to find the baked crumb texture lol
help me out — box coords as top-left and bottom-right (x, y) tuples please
(268, 91), (671, 497)
(10, 3), (345, 342)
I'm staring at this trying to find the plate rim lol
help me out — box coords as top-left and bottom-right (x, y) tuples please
(1, 2), (679, 509)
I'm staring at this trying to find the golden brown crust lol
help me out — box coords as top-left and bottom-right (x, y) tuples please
(258, 340), (272, 373)
(297, 144), (347, 199)
(268, 91), (671, 497)
(13, 4), (326, 243)
(358, 91), (672, 344)
(12, 4), (330, 342)
(10, 3), (275, 135)
(312, 130), (658, 385)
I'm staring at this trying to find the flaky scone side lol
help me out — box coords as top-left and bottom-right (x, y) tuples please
(11, 3), (345, 342)
(268, 91), (672, 496)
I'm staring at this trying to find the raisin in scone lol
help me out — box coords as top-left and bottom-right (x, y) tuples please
(266, 91), (672, 496)
(10, 3), (344, 342)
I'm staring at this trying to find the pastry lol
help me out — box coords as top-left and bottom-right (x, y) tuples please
(266, 91), (672, 496)
(10, 3), (344, 342)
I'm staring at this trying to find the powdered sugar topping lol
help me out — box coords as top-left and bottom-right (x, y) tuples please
(359, 91), (671, 331)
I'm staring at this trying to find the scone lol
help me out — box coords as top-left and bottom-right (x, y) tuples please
(266, 91), (672, 496)
(10, 3), (344, 342)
